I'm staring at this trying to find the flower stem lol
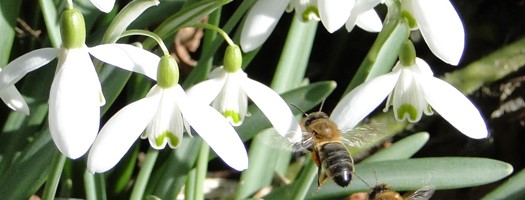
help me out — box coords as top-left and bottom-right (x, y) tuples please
(190, 23), (234, 46)
(130, 148), (159, 200)
(290, 158), (317, 200)
(121, 29), (170, 55)
(84, 172), (107, 200)
(194, 142), (210, 200)
(41, 151), (66, 200)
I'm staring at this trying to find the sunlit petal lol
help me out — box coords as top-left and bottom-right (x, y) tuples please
(355, 9), (382, 32)
(89, 44), (160, 80)
(175, 85), (248, 171)
(49, 48), (101, 159)
(240, 0), (290, 52)
(346, 0), (382, 32)
(186, 71), (226, 105)
(87, 91), (160, 173)
(418, 76), (488, 139)
(89, 0), (115, 13)
(0, 48), (58, 87)
(241, 77), (301, 139)
(331, 71), (400, 130)
(390, 68), (427, 122)
(411, 0), (464, 65)
(212, 71), (247, 126)
(0, 85), (30, 115)
(318, 0), (355, 33)
(146, 86), (183, 149)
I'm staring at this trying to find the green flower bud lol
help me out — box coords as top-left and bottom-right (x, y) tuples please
(157, 55), (179, 88)
(223, 45), (242, 73)
(60, 8), (86, 49)
(399, 40), (416, 66)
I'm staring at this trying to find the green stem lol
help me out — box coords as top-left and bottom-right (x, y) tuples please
(130, 148), (159, 200)
(41, 151), (66, 200)
(190, 23), (234, 46)
(185, 169), (197, 200)
(290, 158), (317, 200)
(121, 29), (170, 55)
(84, 172), (107, 200)
(194, 142), (210, 200)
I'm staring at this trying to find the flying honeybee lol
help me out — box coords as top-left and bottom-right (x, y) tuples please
(368, 183), (435, 200)
(294, 110), (380, 189)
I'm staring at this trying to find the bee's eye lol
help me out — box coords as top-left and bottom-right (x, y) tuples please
(312, 130), (318, 135)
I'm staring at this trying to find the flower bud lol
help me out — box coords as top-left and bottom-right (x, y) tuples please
(399, 40), (416, 66)
(223, 45), (242, 73)
(60, 8), (86, 49)
(157, 55), (179, 88)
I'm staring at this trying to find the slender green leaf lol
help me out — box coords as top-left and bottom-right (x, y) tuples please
(0, 0), (22, 65)
(362, 132), (429, 163)
(482, 168), (525, 200)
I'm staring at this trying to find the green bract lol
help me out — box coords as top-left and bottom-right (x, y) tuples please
(224, 45), (242, 73)
(60, 8), (86, 49)
(157, 55), (179, 88)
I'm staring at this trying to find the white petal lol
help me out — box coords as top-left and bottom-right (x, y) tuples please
(318, 0), (355, 33)
(331, 71), (400, 130)
(88, 89), (160, 173)
(213, 72), (248, 126)
(240, 0), (289, 52)
(411, 0), (464, 65)
(175, 85), (248, 171)
(0, 85), (30, 115)
(418, 76), (488, 139)
(49, 48), (101, 159)
(355, 9), (382, 32)
(90, 0), (115, 13)
(89, 44), (160, 80)
(146, 86), (184, 149)
(241, 77), (301, 138)
(0, 48), (58, 87)
(186, 72), (226, 105)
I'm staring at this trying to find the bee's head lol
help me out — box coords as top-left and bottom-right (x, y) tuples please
(303, 111), (329, 127)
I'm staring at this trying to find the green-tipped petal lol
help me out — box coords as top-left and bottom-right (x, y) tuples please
(240, 0), (290, 52)
(318, 0), (355, 33)
(0, 48), (58, 88)
(212, 70), (248, 126)
(89, 44), (160, 80)
(331, 70), (400, 130)
(0, 85), (29, 115)
(410, 0), (464, 65)
(418, 76), (488, 139)
(241, 77), (302, 139)
(88, 89), (160, 173)
(146, 86), (184, 149)
(175, 85), (248, 171)
(49, 47), (101, 159)
(89, 0), (115, 13)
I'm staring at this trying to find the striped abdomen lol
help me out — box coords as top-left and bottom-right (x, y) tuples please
(318, 142), (353, 187)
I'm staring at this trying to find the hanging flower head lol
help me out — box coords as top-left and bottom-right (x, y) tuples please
(89, 0), (115, 13)
(88, 54), (249, 173)
(187, 45), (302, 142)
(401, 0), (465, 65)
(331, 40), (487, 139)
(240, 0), (381, 52)
(0, 5), (159, 159)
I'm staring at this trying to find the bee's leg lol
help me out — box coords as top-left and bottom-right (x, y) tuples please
(317, 167), (328, 190)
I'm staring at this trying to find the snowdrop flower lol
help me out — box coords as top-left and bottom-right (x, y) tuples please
(89, 0), (115, 13)
(241, 0), (357, 52)
(331, 41), (487, 139)
(187, 45), (302, 142)
(88, 55), (248, 173)
(0, 68), (29, 115)
(401, 0), (465, 65)
(345, 0), (383, 32)
(0, 7), (159, 159)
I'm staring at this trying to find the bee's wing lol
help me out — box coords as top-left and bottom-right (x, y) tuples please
(258, 128), (311, 153)
(339, 122), (384, 147)
(403, 185), (435, 200)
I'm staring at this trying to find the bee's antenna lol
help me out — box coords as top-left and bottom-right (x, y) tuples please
(354, 173), (372, 189)
(318, 99), (326, 112)
(290, 104), (308, 116)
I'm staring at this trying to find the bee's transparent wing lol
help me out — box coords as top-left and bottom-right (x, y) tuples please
(339, 122), (384, 147)
(404, 185), (435, 200)
(258, 128), (311, 153)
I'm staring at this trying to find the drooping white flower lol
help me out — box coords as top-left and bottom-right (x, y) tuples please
(241, 0), (371, 52)
(0, 67), (29, 115)
(89, 0), (115, 13)
(402, 0), (465, 65)
(331, 57), (488, 139)
(345, 0), (383, 32)
(87, 55), (249, 173)
(0, 8), (159, 159)
(187, 45), (302, 142)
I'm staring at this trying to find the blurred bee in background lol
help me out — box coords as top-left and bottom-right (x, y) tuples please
(367, 183), (435, 200)
(293, 108), (380, 189)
